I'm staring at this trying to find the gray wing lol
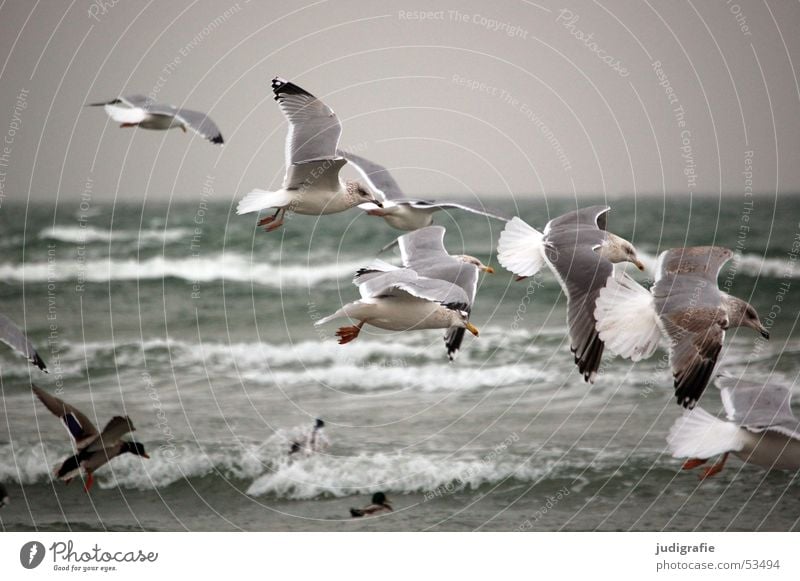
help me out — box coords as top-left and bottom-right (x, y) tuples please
(398, 226), (478, 306)
(283, 157), (347, 191)
(657, 305), (726, 408)
(545, 205), (610, 234)
(85, 416), (136, 452)
(717, 376), (800, 439)
(272, 77), (342, 167)
(354, 267), (469, 306)
(121, 94), (150, 108)
(0, 314), (46, 371)
(339, 151), (404, 201)
(87, 94), (149, 108)
(32, 385), (98, 448)
(401, 199), (508, 222)
(172, 108), (224, 144)
(543, 227), (612, 383)
(655, 246), (733, 285)
(652, 247), (732, 407)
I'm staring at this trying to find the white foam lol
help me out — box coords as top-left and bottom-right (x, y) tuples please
(0, 253), (364, 287)
(39, 226), (192, 245)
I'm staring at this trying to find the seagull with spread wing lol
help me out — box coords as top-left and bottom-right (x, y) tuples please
(497, 206), (645, 383)
(32, 385), (149, 492)
(594, 246), (769, 408)
(88, 94), (224, 144)
(0, 312), (46, 371)
(236, 78), (382, 231)
(340, 151), (507, 231)
(314, 226), (486, 359)
(667, 375), (800, 478)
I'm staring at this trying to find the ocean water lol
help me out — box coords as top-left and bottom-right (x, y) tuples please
(0, 195), (799, 532)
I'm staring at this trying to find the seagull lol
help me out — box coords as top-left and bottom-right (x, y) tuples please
(236, 78), (382, 232)
(667, 375), (800, 478)
(341, 151), (508, 231)
(497, 205), (645, 382)
(350, 492), (393, 517)
(32, 385), (149, 492)
(0, 312), (46, 371)
(314, 226), (483, 359)
(594, 246), (769, 408)
(88, 94), (224, 144)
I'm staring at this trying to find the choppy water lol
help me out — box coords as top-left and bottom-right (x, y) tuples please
(1, 195), (799, 531)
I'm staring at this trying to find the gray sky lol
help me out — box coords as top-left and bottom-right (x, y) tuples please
(1, 0), (799, 204)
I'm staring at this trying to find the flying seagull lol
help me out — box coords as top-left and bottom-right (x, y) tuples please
(594, 246), (768, 408)
(236, 78), (382, 231)
(88, 94), (224, 144)
(32, 385), (149, 492)
(667, 375), (800, 478)
(0, 313), (46, 371)
(497, 206), (645, 382)
(314, 227), (484, 359)
(341, 151), (508, 231)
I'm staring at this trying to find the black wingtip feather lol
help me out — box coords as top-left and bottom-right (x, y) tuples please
(673, 349), (721, 409)
(31, 353), (47, 372)
(271, 77), (313, 101)
(210, 134), (224, 145)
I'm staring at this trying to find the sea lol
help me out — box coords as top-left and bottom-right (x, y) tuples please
(1, 194), (799, 531)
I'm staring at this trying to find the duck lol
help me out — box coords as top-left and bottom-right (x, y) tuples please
(32, 385), (149, 492)
(350, 492), (393, 517)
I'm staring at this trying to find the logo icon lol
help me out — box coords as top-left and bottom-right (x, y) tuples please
(19, 541), (45, 569)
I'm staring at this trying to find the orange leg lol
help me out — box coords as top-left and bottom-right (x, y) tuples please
(336, 322), (364, 345)
(682, 458), (708, 470)
(700, 452), (729, 480)
(83, 472), (95, 493)
(120, 123), (137, 128)
(258, 208), (281, 227)
(515, 275), (528, 282)
(260, 209), (285, 232)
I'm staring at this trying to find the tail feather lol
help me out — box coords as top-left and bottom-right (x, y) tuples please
(594, 271), (661, 361)
(313, 307), (348, 327)
(666, 407), (747, 459)
(497, 217), (546, 277)
(236, 189), (293, 215)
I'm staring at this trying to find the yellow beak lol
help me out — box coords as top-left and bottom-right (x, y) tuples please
(483, 266), (495, 274)
(465, 322), (479, 336)
(634, 259), (645, 271)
